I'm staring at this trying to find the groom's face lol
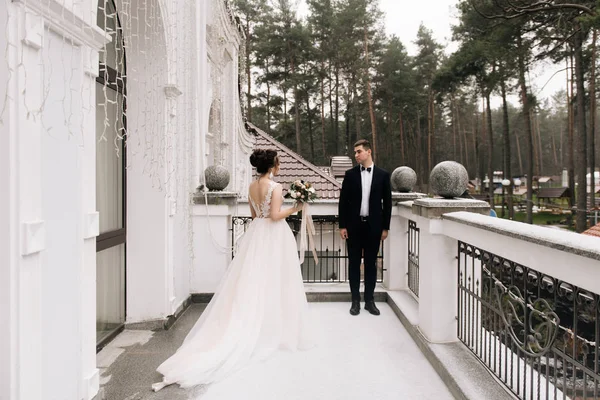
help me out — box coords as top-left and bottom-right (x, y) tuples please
(354, 145), (371, 166)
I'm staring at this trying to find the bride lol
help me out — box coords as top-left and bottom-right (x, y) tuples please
(152, 149), (314, 392)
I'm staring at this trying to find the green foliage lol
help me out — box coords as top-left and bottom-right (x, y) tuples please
(232, 0), (594, 193)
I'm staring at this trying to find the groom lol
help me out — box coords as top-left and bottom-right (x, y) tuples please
(339, 139), (392, 316)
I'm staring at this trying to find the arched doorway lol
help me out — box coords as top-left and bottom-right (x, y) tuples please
(95, 0), (127, 349)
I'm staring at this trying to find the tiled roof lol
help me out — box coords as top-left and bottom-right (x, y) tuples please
(583, 223), (600, 238)
(246, 122), (342, 200)
(537, 187), (572, 199)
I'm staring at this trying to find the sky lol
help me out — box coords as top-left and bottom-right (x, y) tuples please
(296, 0), (567, 108)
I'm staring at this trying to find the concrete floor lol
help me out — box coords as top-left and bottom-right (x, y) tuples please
(97, 302), (454, 400)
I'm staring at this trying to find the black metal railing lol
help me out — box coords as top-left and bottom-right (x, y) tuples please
(231, 215), (384, 283)
(408, 220), (420, 298)
(457, 241), (600, 400)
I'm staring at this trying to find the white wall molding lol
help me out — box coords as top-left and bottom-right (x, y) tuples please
(14, 0), (110, 50)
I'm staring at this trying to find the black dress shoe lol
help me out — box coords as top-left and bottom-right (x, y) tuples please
(364, 301), (380, 316)
(349, 301), (360, 316)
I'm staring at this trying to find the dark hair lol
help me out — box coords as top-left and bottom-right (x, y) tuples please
(354, 139), (371, 151)
(250, 149), (279, 174)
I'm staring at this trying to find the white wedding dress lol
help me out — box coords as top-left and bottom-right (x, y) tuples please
(153, 180), (314, 391)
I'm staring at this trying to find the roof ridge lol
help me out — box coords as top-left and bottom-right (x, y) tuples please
(246, 122), (342, 188)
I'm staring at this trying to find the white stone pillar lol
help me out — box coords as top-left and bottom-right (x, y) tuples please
(412, 198), (489, 343)
(0, 4), (17, 399)
(384, 194), (425, 291)
(80, 44), (101, 400)
(7, 4), (46, 399)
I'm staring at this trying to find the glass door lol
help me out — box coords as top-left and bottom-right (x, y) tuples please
(95, 0), (127, 349)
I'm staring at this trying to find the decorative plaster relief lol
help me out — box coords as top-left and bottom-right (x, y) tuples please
(21, 220), (45, 256)
(82, 46), (99, 78)
(83, 212), (99, 240)
(22, 13), (44, 50)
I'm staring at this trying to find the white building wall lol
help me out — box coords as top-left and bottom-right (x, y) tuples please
(0, 0), (248, 397)
(40, 29), (83, 399)
(0, 3), (16, 398)
(0, 0), (105, 398)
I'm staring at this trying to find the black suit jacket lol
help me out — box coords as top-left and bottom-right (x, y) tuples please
(338, 165), (392, 236)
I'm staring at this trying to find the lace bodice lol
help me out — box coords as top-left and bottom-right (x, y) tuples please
(249, 180), (280, 218)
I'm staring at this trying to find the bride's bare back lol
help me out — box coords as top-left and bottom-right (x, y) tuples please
(248, 178), (300, 221)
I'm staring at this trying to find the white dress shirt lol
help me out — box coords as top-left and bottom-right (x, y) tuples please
(360, 163), (374, 217)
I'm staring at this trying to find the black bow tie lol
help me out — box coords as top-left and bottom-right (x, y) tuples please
(361, 166), (372, 173)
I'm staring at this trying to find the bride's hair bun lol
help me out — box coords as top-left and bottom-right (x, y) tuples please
(250, 149), (278, 174)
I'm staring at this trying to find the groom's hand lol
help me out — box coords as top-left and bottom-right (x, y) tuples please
(340, 228), (348, 240)
(381, 230), (389, 241)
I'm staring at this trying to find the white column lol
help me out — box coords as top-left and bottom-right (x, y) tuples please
(412, 198), (489, 343)
(0, 3), (17, 398)
(80, 45), (100, 400)
(384, 203), (411, 291)
(9, 3), (45, 399)
(417, 217), (458, 343)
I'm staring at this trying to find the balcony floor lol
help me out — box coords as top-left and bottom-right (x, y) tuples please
(97, 302), (453, 400)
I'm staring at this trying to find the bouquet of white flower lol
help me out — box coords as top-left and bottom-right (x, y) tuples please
(284, 180), (318, 265)
(284, 180), (318, 203)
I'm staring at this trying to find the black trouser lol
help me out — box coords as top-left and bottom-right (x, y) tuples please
(347, 219), (381, 302)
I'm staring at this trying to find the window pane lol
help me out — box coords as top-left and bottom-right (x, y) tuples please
(96, 244), (125, 344)
(96, 82), (124, 233)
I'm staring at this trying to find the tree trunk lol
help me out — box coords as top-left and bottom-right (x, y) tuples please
(294, 83), (301, 153)
(501, 78), (513, 219)
(428, 94), (433, 174)
(283, 85), (288, 123)
(399, 110), (405, 165)
(430, 94), (436, 169)
(364, 26), (377, 159)
(517, 35), (534, 224)
(387, 98), (392, 162)
(306, 94), (315, 161)
(353, 83), (360, 144)
(346, 90), (352, 154)
(552, 134), (558, 167)
(452, 96), (457, 160)
(516, 132), (523, 176)
(416, 111), (423, 186)
(536, 113), (544, 175)
(328, 62), (335, 154)
(329, 61), (339, 156)
(478, 107), (484, 193)
(485, 93), (494, 208)
(320, 64), (326, 158)
(590, 29), (597, 209)
(574, 27), (588, 232)
(266, 59), (271, 132)
(288, 40), (301, 153)
(569, 53), (576, 227)
(335, 64), (340, 155)
(531, 112), (540, 177)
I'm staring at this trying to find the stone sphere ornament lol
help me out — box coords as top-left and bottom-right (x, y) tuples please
(391, 166), (417, 192)
(204, 165), (230, 191)
(429, 161), (469, 198)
